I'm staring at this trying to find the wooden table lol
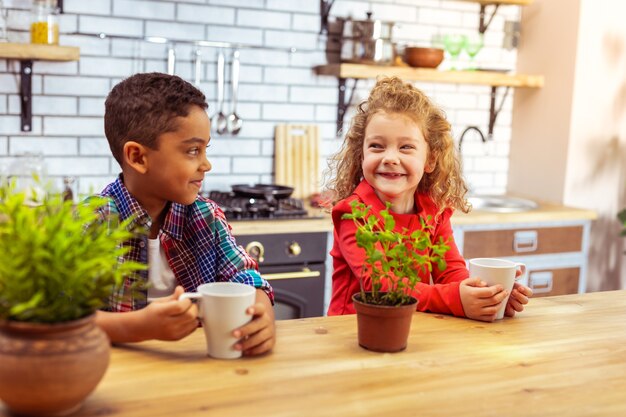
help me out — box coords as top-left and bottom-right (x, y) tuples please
(3, 291), (626, 417)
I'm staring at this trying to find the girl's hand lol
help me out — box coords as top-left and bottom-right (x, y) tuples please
(459, 277), (509, 322)
(504, 282), (533, 317)
(232, 289), (276, 356)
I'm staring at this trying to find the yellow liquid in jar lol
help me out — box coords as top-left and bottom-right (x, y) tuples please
(30, 21), (59, 45)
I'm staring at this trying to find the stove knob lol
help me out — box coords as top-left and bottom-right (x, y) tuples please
(245, 241), (265, 263)
(288, 241), (302, 257)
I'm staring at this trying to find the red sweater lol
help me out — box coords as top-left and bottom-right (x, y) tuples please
(327, 180), (469, 317)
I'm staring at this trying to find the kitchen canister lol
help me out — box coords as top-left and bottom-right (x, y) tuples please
(30, 0), (59, 45)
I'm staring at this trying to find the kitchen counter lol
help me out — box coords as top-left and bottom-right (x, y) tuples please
(452, 200), (597, 225)
(11, 290), (624, 417)
(229, 202), (596, 235)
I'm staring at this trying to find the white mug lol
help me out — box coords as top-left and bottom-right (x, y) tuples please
(180, 282), (256, 359)
(468, 258), (526, 320)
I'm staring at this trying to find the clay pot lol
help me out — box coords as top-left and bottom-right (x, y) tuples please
(0, 314), (110, 416)
(404, 47), (444, 68)
(352, 293), (418, 352)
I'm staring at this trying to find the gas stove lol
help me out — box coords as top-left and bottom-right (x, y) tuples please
(207, 191), (310, 221)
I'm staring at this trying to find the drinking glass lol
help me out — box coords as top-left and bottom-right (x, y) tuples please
(443, 34), (466, 70)
(464, 33), (484, 71)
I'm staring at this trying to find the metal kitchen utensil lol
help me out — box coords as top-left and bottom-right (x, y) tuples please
(213, 51), (228, 135)
(339, 12), (396, 64)
(167, 45), (175, 75)
(226, 50), (242, 135)
(231, 184), (294, 204)
(193, 48), (202, 85)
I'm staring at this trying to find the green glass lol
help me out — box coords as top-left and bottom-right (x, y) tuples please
(464, 34), (484, 71)
(443, 34), (466, 70)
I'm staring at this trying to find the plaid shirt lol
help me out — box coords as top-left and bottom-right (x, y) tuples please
(96, 176), (273, 312)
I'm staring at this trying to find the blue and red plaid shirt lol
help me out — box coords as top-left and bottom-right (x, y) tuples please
(95, 175), (273, 312)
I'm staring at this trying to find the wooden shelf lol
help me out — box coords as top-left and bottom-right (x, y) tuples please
(315, 63), (544, 135)
(458, 0), (533, 5)
(0, 43), (80, 61)
(314, 64), (544, 88)
(0, 43), (80, 132)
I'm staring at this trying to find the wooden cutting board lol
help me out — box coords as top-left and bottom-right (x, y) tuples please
(274, 124), (320, 199)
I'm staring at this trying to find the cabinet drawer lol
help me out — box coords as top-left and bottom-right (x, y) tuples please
(527, 267), (580, 297)
(463, 226), (583, 258)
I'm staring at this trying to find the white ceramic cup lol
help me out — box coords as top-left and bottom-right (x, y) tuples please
(468, 258), (526, 320)
(180, 282), (256, 359)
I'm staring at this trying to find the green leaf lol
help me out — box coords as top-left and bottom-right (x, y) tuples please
(346, 198), (450, 307)
(0, 181), (146, 323)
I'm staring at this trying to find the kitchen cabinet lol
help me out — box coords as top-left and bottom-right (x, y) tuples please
(453, 219), (592, 297)
(0, 43), (80, 132)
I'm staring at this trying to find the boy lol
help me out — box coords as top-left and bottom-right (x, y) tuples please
(95, 72), (275, 356)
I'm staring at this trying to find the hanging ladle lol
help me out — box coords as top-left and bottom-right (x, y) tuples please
(227, 50), (242, 135)
(213, 51), (228, 135)
(193, 48), (202, 85)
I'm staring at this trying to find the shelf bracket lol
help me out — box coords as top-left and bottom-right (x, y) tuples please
(336, 77), (358, 136)
(320, 0), (335, 35)
(459, 85), (510, 150)
(20, 60), (33, 132)
(488, 85), (510, 138)
(478, 4), (499, 34)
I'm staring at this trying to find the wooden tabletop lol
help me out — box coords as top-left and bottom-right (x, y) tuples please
(3, 290), (625, 417)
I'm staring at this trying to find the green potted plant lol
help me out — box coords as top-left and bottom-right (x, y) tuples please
(0, 183), (145, 417)
(618, 208), (626, 236)
(343, 200), (450, 352)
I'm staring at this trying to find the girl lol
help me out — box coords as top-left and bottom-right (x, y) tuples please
(326, 77), (532, 321)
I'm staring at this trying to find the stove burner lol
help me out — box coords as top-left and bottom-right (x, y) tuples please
(207, 191), (309, 220)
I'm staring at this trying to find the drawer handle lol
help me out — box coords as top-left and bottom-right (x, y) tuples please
(262, 268), (321, 281)
(529, 271), (553, 294)
(513, 230), (538, 253)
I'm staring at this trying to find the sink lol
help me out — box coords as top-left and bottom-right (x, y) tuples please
(468, 195), (538, 213)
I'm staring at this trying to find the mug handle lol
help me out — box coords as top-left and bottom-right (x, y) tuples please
(179, 292), (202, 321)
(515, 263), (527, 281)
(179, 292), (201, 302)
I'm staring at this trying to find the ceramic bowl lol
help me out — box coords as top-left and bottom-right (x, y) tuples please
(404, 47), (445, 68)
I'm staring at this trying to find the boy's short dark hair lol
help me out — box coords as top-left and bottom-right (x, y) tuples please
(104, 72), (208, 165)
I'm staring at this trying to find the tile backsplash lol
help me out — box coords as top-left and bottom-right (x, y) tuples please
(0, 0), (519, 196)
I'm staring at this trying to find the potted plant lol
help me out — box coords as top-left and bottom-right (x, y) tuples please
(343, 200), (450, 352)
(0, 183), (144, 416)
(618, 208), (626, 236)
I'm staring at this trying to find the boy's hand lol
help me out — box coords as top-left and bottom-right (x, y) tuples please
(141, 286), (199, 341)
(460, 277), (509, 322)
(232, 289), (276, 356)
(504, 282), (533, 317)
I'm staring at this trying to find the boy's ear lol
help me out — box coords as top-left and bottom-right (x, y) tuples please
(122, 141), (149, 174)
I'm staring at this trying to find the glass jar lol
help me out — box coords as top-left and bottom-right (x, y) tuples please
(30, 0), (59, 45)
(7, 153), (48, 204)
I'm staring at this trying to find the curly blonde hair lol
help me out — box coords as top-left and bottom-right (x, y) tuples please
(326, 76), (470, 216)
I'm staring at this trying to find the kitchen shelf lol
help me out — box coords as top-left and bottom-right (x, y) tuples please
(319, 0), (533, 35)
(314, 63), (544, 135)
(0, 43), (80, 132)
(0, 43), (80, 61)
(314, 64), (543, 88)
(457, 0), (533, 5)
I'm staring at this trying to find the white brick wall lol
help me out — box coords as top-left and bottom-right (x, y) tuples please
(0, 0), (522, 196)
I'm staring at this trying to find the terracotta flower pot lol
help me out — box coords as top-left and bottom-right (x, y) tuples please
(352, 293), (418, 352)
(0, 314), (110, 416)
